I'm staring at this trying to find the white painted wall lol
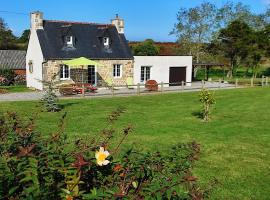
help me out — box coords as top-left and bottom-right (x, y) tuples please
(134, 56), (193, 86)
(26, 30), (44, 90)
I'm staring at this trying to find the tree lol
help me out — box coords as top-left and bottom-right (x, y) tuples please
(17, 29), (30, 43)
(216, 2), (267, 31)
(217, 20), (254, 78)
(0, 18), (17, 49)
(171, 2), (217, 63)
(132, 39), (160, 56)
(171, 1), (269, 64)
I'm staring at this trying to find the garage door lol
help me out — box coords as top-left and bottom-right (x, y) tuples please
(169, 67), (186, 86)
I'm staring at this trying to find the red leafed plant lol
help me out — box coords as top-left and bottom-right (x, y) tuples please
(0, 108), (217, 200)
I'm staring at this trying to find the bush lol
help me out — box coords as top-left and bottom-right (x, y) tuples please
(0, 69), (15, 86)
(0, 109), (214, 200)
(199, 89), (216, 121)
(14, 74), (26, 85)
(41, 76), (61, 112)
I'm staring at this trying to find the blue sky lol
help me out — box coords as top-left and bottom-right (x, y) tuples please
(0, 0), (269, 42)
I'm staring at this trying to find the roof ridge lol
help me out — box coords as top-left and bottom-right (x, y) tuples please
(44, 20), (114, 27)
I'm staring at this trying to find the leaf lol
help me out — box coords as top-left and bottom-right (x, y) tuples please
(132, 181), (138, 189)
(9, 186), (19, 195)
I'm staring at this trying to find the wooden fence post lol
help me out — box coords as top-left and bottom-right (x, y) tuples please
(137, 83), (140, 95)
(235, 79), (238, 88)
(251, 77), (254, 87)
(82, 84), (85, 97)
(181, 81), (184, 91)
(111, 84), (114, 96)
(266, 77), (269, 86)
(219, 79), (221, 88)
(262, 76), (264, 87)
(161, 82), (164, 93)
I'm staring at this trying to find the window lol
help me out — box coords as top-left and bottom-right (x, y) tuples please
(141, 66), (151, 82)
(103, 37), (109, 46)
(113, 64), (122, 78)
(66, 36), (73, 46)
(28, 60), (33, 73)
(60, 65), (70, 80)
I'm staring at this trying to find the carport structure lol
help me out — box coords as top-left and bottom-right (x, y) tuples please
(192, 63), (229, 81)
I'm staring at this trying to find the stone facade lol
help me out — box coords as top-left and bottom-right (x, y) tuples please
(43, 59), (134, 86)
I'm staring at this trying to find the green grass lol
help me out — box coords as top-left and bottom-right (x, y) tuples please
(0, 88), (270, 199)
(0, 85), (31, 93)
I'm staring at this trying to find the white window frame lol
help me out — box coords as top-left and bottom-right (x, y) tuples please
(103, 37), (110, 46)
(140, 66), (151, 83)
(66, 36), (73, 46)
(60, 65), (70, 80)
(113, 64), (122, 78)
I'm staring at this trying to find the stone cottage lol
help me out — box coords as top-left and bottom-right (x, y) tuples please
(26, 11), (134, 90)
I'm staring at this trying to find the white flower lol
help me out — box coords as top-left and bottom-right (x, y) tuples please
(95, 147), (110, 166)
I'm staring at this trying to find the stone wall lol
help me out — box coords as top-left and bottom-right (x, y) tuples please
(43, 59), (134, 86)
(97, 59), (134, 86)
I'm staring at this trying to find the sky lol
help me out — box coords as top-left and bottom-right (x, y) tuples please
(0, 0), (269, 42)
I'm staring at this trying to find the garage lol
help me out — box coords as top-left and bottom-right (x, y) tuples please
(134, 56), (192, 86)
(169, 67), (186, 86)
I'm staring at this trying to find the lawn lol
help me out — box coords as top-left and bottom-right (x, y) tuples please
(0, 85), (32, 93)
(0, 87), (270, 199)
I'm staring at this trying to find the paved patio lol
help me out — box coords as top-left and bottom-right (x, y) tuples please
(0, 82), (236, 102)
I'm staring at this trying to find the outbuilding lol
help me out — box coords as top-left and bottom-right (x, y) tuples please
(134, 56), (192, 86)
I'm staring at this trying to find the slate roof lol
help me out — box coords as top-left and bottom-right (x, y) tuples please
(37, 20), (133, 60)
(0, 50), (26, 69)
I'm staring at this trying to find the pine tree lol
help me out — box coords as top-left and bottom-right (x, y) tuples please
(42, 78), (61, 112)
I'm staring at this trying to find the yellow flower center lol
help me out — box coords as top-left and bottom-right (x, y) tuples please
(98, 153), (106, 161)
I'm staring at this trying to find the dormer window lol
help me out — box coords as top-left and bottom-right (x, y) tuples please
(103, 37), (109, 46)
(66, 36), (73, 46)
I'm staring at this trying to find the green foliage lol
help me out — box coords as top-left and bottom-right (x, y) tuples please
(0, 69), (15, 85)
(0, 18), (18, 50)
(17, 29), (30, 43)
(172, 1), (269, 64)
(41, 76), (61, 112)
(0, 108), (212, 200)
(132, 39), (160, 56)
(199, 89), (216, 121)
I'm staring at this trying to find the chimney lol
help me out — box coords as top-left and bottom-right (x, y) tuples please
(111, 14), (124, 34)
(30, 11), (43, 30)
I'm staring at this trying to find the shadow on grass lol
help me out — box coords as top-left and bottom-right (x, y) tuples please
(192, 111), (203, 119)
(59, 102), (80, 109)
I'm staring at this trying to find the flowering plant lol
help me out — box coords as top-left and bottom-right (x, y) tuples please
(0, 108), (215, 200)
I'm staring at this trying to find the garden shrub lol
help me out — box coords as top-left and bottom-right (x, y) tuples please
(41, 76), (61, 112)
(0, 69), (15, 86)
(0, 109), (214, 199)
(199, 89), (216, 122)
(14, 74), (26, 85)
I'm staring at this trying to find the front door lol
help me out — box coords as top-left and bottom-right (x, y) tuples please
(88, 65), (96, 85)
(169, 67), (186, 86)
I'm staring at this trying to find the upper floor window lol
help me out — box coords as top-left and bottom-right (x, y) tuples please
(66, 36), (73, 46)
(60, 65), (70, 80)
(103, 37), (110, 46)
(113, 64), (122, 78)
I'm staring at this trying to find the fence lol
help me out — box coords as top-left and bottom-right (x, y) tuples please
(58, 76), (269, 98)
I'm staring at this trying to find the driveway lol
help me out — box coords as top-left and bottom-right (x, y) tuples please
(0, 82), (236, 102)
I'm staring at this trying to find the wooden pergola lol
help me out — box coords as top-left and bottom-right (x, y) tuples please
(192, 63), (229, 81)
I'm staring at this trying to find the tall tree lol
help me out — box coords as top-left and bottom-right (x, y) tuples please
(217, 21), (254, 78)
(171, 2), (217, 63)
(0, 17), (17, 49)
(216, 2), (267, 30)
